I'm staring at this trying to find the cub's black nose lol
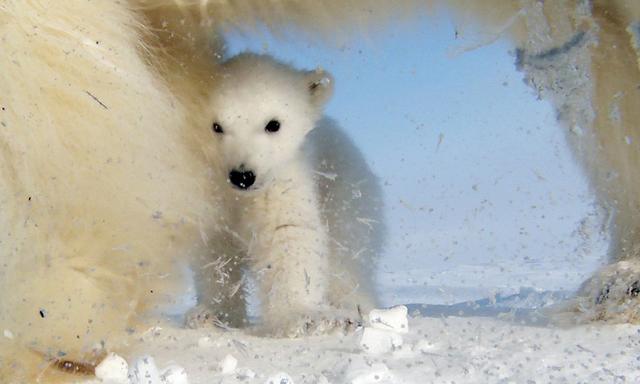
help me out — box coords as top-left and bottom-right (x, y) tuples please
(229, 169), (256, 189)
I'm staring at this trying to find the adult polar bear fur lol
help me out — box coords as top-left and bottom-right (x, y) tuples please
(188, 53), (383, 336)
(0, 0), (407, 381)
(443, 0), (640, 323)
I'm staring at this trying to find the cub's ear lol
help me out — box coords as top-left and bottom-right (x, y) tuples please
(305, 68), (334, 107)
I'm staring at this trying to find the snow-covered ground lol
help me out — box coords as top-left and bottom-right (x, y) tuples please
(85, 296), (640, 384)
(81, 290), (640, 384)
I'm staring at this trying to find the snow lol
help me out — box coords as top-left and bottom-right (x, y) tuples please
(128, 356), (162, 384)
(359, 327), (403, 355)
(3, 329), (14, 340)
(345, 362), (394, 384)
(359, 306), (407, 355)
(264, 372), (295, 384)
(368, 306), (409, 334)
(81, 292), (640, 384)
(219, 354), (238, 375)
(89, 354), (191, 384)
(160, 366), (190, 384)
(94, 353), (128, 383)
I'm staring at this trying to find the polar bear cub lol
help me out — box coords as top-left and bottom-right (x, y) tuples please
(190, 53), (385, 336)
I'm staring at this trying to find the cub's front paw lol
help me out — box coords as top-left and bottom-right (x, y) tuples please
(261, 309), (363, 338)
(562, 261), (640, 323)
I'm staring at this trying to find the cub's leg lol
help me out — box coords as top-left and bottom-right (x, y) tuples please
(248, 164), (359, 337)
(310, 121), (385, 314)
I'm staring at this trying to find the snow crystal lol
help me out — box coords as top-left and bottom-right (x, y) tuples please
(264, 372), (294, 384)
(359, 327), (403, 355)
(160, 365), (189, 384)
(129, 356), (162, 384)
(95, 353), (129, 384)
(368, 306), (409, 334)
(218, 354), (238, 375)
(236, 367), (256, 379)
(360, 306), (408, 355)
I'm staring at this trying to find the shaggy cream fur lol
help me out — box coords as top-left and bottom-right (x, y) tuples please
(446, 0), (640, 323)
(187, 54), (384, 337)
(0, 1), (415, 381)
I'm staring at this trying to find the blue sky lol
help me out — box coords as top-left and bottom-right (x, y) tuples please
(223, 16), (608, 304)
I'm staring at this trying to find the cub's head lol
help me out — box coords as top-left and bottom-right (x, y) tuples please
(208, 53), (333, 191)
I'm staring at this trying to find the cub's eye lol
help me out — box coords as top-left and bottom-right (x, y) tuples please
(212, 122), (224, 134)
(265, 119), (280, 133)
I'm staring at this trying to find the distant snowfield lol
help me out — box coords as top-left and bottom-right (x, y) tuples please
(83, 291), (639, 384)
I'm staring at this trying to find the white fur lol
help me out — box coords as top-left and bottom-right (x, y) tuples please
(0, 2), (221, 381)
(0, 2), (409, 379)
(190, 54), (384, 336)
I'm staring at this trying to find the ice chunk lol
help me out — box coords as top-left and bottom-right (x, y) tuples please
(265, 372), (294, 384)
(161, 364), (189, 384)
(94, 353), (129, 384)
(236, 367), (256, 379)
(219, 354), (238, 375)
(129, 355), (162, 384)
(368, 306), (408, 334)
(359, 327), (403, 355)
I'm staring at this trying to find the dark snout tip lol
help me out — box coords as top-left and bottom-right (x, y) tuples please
(229, 169), (256, 190)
